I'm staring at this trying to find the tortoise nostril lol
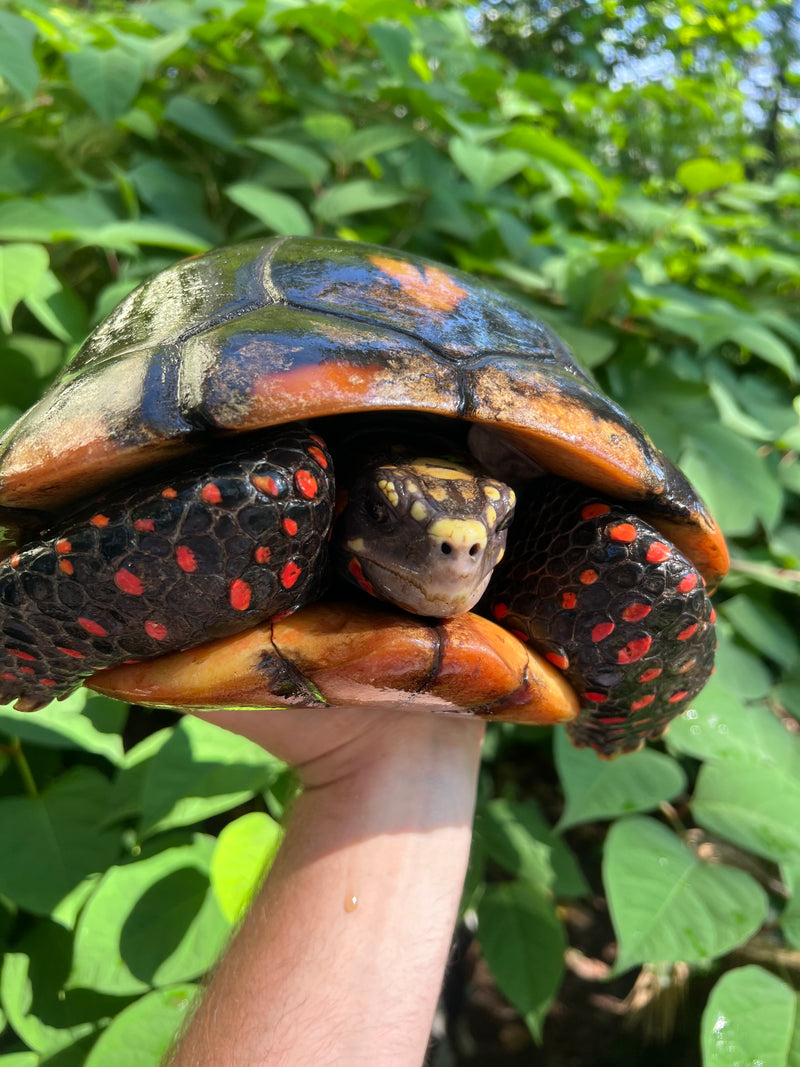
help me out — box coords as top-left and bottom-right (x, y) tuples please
(441, 542), (452, 555)
(469, 543), (480, 557)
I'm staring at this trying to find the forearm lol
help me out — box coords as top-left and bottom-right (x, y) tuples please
(169, 710), (485, 1067)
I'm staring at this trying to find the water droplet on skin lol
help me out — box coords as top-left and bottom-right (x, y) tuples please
(344, 894), (358, 913)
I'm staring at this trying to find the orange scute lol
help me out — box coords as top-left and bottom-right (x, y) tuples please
(369, 256), (468, 313)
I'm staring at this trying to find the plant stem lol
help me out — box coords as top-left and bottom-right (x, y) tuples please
(9, 737), (38, 798)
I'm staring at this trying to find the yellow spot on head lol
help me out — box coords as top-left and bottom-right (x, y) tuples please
(484, 486), (501, 501)
(347, 537), (365, 552)
(485, 505), (496, 527)
(410, 501), (428, 522)
(377, 479), (399, 507)
(428, 518), (487, 551)
(428, 485), (448, 502)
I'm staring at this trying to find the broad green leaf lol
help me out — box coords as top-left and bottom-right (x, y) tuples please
(0, 243), (49, 332)
(0, 1054), (38, 1066)
(313, 180), (409, 221)
(477, 881), (565, 1041)
(677, 158), (745, 195)
(226, 182), (313, 236)
(0, 12), (38, 99)
(66, 48), (145, 122)
(720, 594), (799, 670)
(692, 761), (800, 863)
(477, 798), (588, 897)
(701, 966), (800, 1067)
(70, 837), (230, 995)
(247, 138), (330, 184)
(302, 112), (354, 143)
(603, 817), (767, 971)
(84, 985), (198, 1067)
(210, 811), (283, 922)
(79, 220), (209, 253)
(667, 678), (800, 772)
(450, 138), (528, 197)
(555, 730), (686, 829)
(139, 715), (284, 836)
(0, 690), (126, 764)
(0, 953), (98, 1057)
(23, 267), (87, 344)
(0, 767), (121, 915)
(338, 125), (414, 165)
(163, 96), (237, 150)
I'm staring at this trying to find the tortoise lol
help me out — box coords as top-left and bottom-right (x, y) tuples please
(0, 236), (728, 756)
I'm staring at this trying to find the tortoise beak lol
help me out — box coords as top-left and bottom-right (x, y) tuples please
(87, 601), (579, 726)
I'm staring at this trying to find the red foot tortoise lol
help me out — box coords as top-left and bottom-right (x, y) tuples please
(0, 237), (728, 756)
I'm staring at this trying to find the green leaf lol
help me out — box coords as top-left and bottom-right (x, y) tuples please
(65, 48), (145, 123)
(477, 881), (566, 1041)
(163, 96), (237, 150)
(720, 594), (799, 670)
(701, 966), (800, 1067)
(313, 179), (410, 221)
(450, 138), (529, 197)
(667, 678), (800, 771)
(555, 729), (686, 829)
(210, 811), (283, 922)
(226, 182), (313, 236)
(247, 138), (330, 184)
(70, 837), (230, 996)
(0, 953), (97, 1057)
(138, 715), (284, 836)
(0, 243), (49, 332)
(0, 690), (126, 765)
(84, 985), (198, 1067)
(338, 125), (414, 165)
(0, 768), (121, 915)
(692, 761), (800, 864)
(0, 12), (39, 99)
(677, 158), (745, 195)
(603, 817), (767, 971)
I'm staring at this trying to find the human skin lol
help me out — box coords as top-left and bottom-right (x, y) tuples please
(167, 705), (485, 1067)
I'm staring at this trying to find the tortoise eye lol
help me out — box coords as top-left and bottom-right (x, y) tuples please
(496, 511), (514, 532)
(367, 497), (390, 525)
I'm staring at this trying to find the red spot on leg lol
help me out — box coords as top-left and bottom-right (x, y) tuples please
(115, 569), (144, 595)
(20, 666), (34, 675)
(145, 621), (168, 641)
(677, 573), (698, 593)
(622, 602), (651, 622)
(176, 546), (197, 572)
(2, 672), (15, 681)
(668, 690), (689, 703)
(493, 603), (509, 620)
(677, 623), (698, 641)
(308, 445), (328, 468)
(254, 546), (271, 564)
(162, 487), (177, 499)
(230, 578), (252, 611)
(581, 503), (610, 520)
(609, 522), (637, 543)
(584, 692), (607, 702)
(90, 514), (109, 527)
(57, 647), (85, 659)
(40, 679), (56, 687)
(10, 553), (20, 568)
(282, 517), (298, 536)
(646, 541), (670, 563)
(592, 622), (615, 642)
(546, 651), (570, 671)
(253, 475), (279, 496)
(631, 694), (655, 711)
(59, 559), (74, 575)
(618, 635), (652, 664)
(709, 608), (717, 623)
(294, 470), (318, 499)
(561, 592), (577, 609)
(201, 483), (222, 505)
(347, 557), (375, 596)
(134, 518), (155, 532)
(639, 667), (662, 683)
(9, 649), (36, 661)
(79, 617), (108, 637)
(580, 569), (598, 585)
(56, 539), (72, 554)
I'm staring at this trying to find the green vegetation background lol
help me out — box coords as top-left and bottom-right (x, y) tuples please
(0, 1), (799, 1063)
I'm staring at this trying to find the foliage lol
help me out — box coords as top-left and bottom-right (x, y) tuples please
(0, 0), (799, 1062)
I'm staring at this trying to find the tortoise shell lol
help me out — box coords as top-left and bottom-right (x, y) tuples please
(0, 236), (727, 587)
